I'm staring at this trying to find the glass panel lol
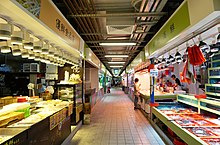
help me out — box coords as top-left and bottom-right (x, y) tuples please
(206, 86), (220, 93)
(210, 78), (220, 84)
(212, 54), (220, 61)
(212, 61), (220, 67)
(209, 69), (220, 76)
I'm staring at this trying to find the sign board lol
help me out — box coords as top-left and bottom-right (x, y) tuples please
(147, 2), (190, 55)
(39, 0), (80, 50)
(150, 69), (158, 77)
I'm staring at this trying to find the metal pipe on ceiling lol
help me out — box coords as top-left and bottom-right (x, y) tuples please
(79, 31), (155, 35)
(68, 12), (166, 18)
(64, 0), (93, 41)
(71, 0), (104, 54)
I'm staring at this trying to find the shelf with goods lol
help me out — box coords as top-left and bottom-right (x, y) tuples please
(151, 94), (220, 145)
(55, 83), (83, 125)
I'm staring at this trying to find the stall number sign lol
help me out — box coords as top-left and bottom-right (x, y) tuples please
(150, 69), (158, 77)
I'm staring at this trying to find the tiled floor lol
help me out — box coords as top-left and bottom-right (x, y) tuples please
(70, 88), (165, 145)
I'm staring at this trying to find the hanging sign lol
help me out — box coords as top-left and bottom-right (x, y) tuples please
(150, 69), (158, 77)
(39, 0), (80, 50)
(147, 2), (190, 55)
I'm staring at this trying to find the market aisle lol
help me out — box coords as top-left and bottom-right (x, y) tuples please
(69, 88), (165, 145)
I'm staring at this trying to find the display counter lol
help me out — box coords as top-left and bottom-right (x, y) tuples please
(138, 90), (176, 113)
(0, 100), (75, 145)
(149, 94), (220, 145)
(0, 128), (27, 145)
(139, 90), (176, 101)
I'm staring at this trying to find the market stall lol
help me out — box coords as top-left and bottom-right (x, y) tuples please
(0, 0), (84, 144)
(137, 0), (220, 144)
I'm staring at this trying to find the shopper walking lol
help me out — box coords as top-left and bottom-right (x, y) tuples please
(107, 81), (111, 93)
(134, 78), (141, 109)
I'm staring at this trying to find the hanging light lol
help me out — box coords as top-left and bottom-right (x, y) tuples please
(0, 41), (11, 53)
(11, 27), (23, 45)
(58, 49), (63, 60)
(21, 48), (29, 58)
(201, 63), (206, 69)
(161, 58), (166, 64)
(23, 31), (33, 49)
(199, 41), (210, 53)
(48, 45), (55, 57)
(12, 45), (21, 56)
(54, 47), (60, 59)
(168, 55), (174, 61)
(0, 23), (12, 40)
(171, 59), (176, 65)
(176, 57), (182, 63)
(41, 42), (49, 54)
(166, 58), (170, 65)
(33, 40), (43, 53)
(209, 44), (219, 53)
(34, 53), (40, 61)
(175, 52), (181, 59)
(217, 33), (220, 43)
(28, 50), (35, 59)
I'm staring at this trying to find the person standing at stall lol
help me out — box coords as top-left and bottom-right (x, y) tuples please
(171, 74), (181, 90)
(134, 78), (141, 110)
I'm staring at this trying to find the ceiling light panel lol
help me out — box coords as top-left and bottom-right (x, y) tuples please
(110, 65), (123, 68)
(108, 62), (125, 64)
(100, 42), (136, 46)
(105, 55), (129, 58)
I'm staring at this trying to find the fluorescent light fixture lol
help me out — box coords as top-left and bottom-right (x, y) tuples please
(100, 42), (136, 46)
(110, 65), (123, 68)
(105, 55), (128, 58)
(108, 62), (125, 64)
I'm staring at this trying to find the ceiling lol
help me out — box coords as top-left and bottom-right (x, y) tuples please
(53, 0), (184, 75)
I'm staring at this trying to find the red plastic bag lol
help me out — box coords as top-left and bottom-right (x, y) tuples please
(180, 58), (196, 84)
(188, 45), (206, 66)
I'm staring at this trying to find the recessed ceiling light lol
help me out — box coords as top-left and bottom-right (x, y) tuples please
(105, 55), (129, 58)
(100, 42), (136, 46)
(108, 62), (125, 64)
(110, 65), (123, 68)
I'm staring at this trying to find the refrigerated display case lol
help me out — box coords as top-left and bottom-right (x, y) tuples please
(150, 94), (220, 145)
(56, 83), (83, 125)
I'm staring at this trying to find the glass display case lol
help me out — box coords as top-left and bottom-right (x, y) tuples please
(55, 83), (83, 125)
